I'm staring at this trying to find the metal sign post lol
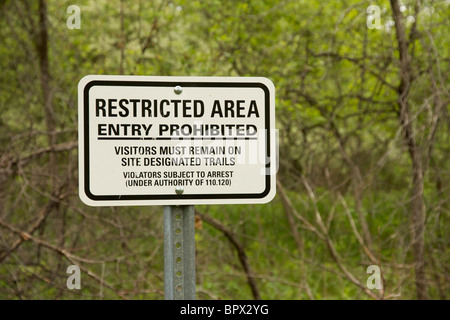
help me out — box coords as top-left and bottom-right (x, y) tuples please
(164, 205), (196, 300)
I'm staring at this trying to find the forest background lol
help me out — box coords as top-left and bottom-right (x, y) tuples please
(0, 0), (448, 300)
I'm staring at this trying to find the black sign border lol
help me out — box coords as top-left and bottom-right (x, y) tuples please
(82, 80), (272, 202)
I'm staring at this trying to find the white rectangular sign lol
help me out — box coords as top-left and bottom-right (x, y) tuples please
(78, 75), (276, 206)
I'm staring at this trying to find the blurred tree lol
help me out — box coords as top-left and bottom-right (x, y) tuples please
(0, 0), (448, 300)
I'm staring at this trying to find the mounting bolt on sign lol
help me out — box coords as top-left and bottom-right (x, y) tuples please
(174, 85), (183, 95)
(175, 186), (184, 195)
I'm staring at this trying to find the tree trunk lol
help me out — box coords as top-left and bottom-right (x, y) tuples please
(390, 0), (428, 300)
